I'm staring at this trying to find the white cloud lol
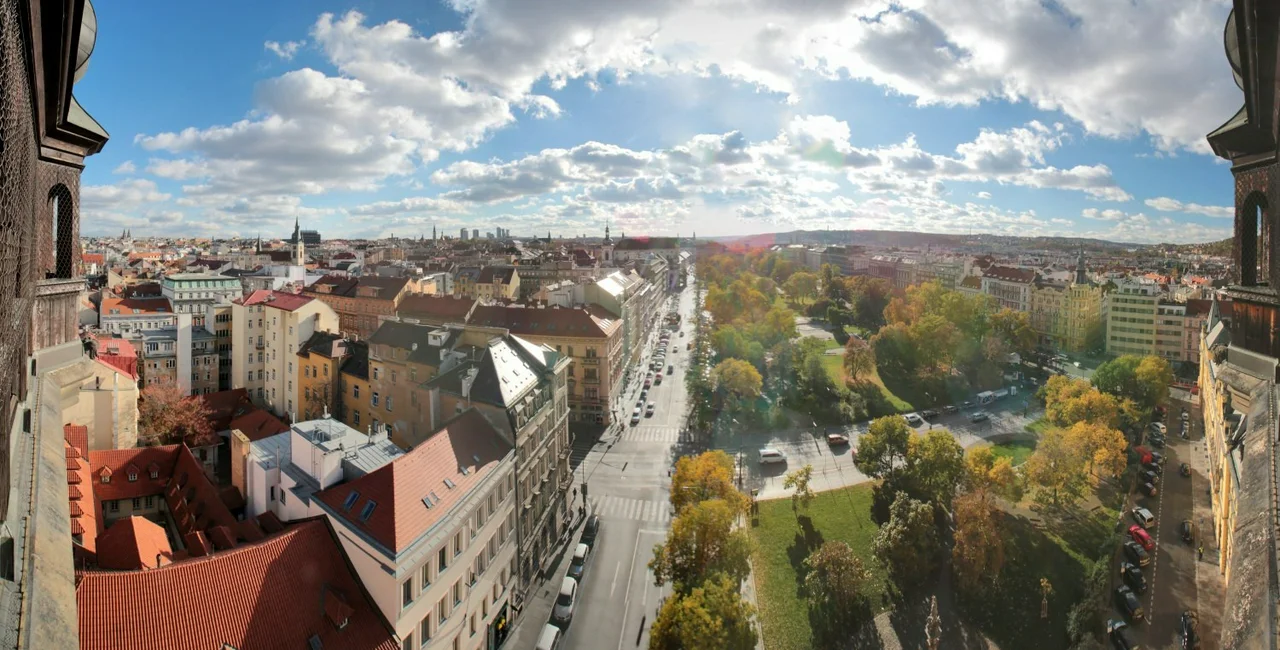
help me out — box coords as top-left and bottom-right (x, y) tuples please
(975, 191), (992, 199)
(265, 40), (304, 60)
(1144, 196), (1233, 218)
(111, 161), (136, 175)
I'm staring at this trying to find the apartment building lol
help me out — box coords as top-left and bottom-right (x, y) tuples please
(304, 275), (419, 339)
(297, 331), (353, 421)
(99, 297), (175, 334)
(398, 294), (478, 326)
(1154, 301), (1187, 362)
(339, 341), (373, 431)
(1105, 279), (1160, 356)
(1029, 259), (1105, 353)
(133, 321), (220, 394)
(469, 305), (625, 425)
(980, 266), (1036, 312)
(160, 272), (241, 323)
(475, 267), (520, 301)
(231, 290), (340, 417)
(206, 301), (233, 390)
(358, 320), (467, 448)
(582, 270), (658, 374)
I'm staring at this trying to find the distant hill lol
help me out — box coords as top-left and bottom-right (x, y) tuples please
(710, 229), (1145, 253)
(1138, 237), (1232, 257)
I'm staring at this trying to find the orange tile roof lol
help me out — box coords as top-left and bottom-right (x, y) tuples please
(76, 518), (399, 650)
(100, 297), (173, 316)
(235, 289), (315, 312)
(315, 408), (512, 554)
(229, 409), (290, 442)
(95, 516), (173, 570)
(65, 436), (101, 564)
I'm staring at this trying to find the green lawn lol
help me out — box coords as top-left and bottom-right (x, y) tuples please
(750, 484), (888, 650)
(987, 439), (1037, 466)
(1025, 417), (1052, 434)
(818, 353), (913, 413)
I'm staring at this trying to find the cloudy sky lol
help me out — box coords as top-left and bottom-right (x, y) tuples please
(76, 0), (1240, 243)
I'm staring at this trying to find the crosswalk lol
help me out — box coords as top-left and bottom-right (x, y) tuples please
(587, 494), (673, 525)
(619, 425), (683, 443)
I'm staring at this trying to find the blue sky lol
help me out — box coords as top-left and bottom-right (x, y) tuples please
(76, 0), (1240, 243)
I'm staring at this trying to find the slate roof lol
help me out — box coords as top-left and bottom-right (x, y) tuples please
(478, 266), (517, 284)
(306, 274), (409, 300)
(367, 320), (462, 367)
(426, 335), (550, 408)
(983, 265), (1037, 284)
(469, 305), (619, 338)
(339, 340), (371, 380)
(298, 330), (347, 359)
(76, 517), (399, 650)
(314, 409), (512, 555)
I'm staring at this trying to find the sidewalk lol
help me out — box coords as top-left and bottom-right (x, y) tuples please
(507, 498), (588, 649)
(738, 514), (766, 650)
(1189, 429), (1226, 644)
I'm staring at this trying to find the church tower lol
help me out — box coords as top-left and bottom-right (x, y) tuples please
(1074, 247), (1088, 285)
(292, 217), (305, 266)
(602, 223), (614, 265)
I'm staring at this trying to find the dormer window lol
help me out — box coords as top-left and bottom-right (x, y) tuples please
(127, 471), (137, 482)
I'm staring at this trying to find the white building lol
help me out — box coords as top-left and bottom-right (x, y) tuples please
(98, 297), (175, 334)
(231, 290), (340, 417)
(160, 272), (242, 319)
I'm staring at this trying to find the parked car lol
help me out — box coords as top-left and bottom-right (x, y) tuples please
(1140, 469), (1159, 485)
(1149, 422), (1167, 435)
(921, 409), (939, 419)
(568, 543), (590, 581)
(1149, 436), (1166, 449)
(646, 402), (656, 417)
(826, 433), (850, 446)
(758, 448), (787, 465)
(904, 412), (924, 426)
(630, 408), (641, 426)
(1120, 561), (1146, 593)
(1131, 507), (1155, 529)
(1107, 619), (1138, 650)
(653, 374), (662, 385)
(536, 624), (562, 650)
(1180, 520), (1196, 544)
(970, 411), (990, 423)
(1128, 524), (1154, 551)
(1180, 611), (1201, 650)
(942, 405), (960, 414)
(581, 515), (601, 547)
(961, 400), (974, 409)
(1143, 461), (1163, 475)
(1114, 585), (1145, 622)
(1140, 481), (1158, 497)
(1150, 451), (1165, 465)
(1180, 462), (1192, 477)
(552, 577), (579, 625)
(1124, 540), (1150, 566)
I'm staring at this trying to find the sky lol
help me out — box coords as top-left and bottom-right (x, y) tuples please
(75, 0), (1241, 244)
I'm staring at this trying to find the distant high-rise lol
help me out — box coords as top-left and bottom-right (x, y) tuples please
(472, 228), (480, 240)
(460, 227), (469, 240)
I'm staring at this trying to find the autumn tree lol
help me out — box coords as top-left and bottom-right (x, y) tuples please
(964, 445), (1024, 504)
(873, 493), (940, 588)
(783, 271), (819, 303)
(843, 337), (875, 383)
(990, 308), (1037, 357)
(650, 499), (754, 591)
(908, 429), (967, 507)
(1024, 427), (1090, 508)
(670, 451), (747, 515)
(1065, 420), (1128, 481)
(711, 359), (763, 407)
(804, 541), (870, 618)
(138, 379), (215, 446)
(649, 575), (758, 650)
(1092, 354), (1173, 412)
(1041, 375), (1122, 428)
(952, 492), (1006, 592)
(854, 415), (912, 479)
(783, 464), (816, 515)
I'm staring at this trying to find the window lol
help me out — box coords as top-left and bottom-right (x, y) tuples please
(353, 385), (360, 399)
(127, 469), (137, 482)
(270, 486), (276, 501)
(145, 496), (154, 509)
(454, 533), (462, 557)
(386, 396), (393, 412)
(452, 580), (461, 605)
(437, 598), (446, 622)
(110, 501), (118, 513)
(360, 500), (377, 522)
(372, 392), (380, 407)
(402, 636), (412, 650)
(439, 548), (448, 572)
(470, 613), (476, 637)
(420, 614), (431, 644)
(392, 371), (397, 384)
(403, 579), (414, 608)
(374, 367), (381, 380)
(343, 491), (360, 511)
(422, 563), (431, 589)
(101, 473), (110, 484)
(131, 498), (140, 509)
(354, 410), (361, 426)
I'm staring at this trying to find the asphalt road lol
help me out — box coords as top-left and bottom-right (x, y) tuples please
(559, 276), (698, 650)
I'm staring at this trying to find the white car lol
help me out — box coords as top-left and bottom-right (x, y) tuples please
(1131, 506), (1155, 529)
(904, 412), (924, 426)
(552, 577), (578, 625)
(630, 408), (641, 425)
(646, 402), (656, 417)
(758, 448), (787, 465)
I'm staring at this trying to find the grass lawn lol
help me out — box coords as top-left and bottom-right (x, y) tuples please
(987, 439), (1037, 466)
(1025, 417), (1052, 434)
(750, 484), (888, 650)
(818, 355), (913, 413)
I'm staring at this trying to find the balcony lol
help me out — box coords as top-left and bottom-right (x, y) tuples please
(32, 277), (82, 351)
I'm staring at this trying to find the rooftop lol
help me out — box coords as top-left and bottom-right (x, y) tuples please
(235, 289), (315, 312)
(100, 297), (172, 316)
(470, 304), (620, 339)
(397, 294), (477, 322)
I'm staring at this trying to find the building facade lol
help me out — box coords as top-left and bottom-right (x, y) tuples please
(1105, 279), (1160, 356)
(98, 297), (175, 334)
(159, 272), (241, 323)
(231, 290), (340, 417)
(304, 275), (418, 339)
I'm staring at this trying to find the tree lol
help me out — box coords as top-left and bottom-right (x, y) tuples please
(138, 379), (215, 446)
(843, 337), (875, 383)
(756, 306), (798, 348)
(873, 493), (940, 588)
(670, 451), (747, 515)
(951, 492), (1005, 592)
(964, 445), (1024, 504)
(1041, 376), (1121, 428)
(650, 499), (754, 591)
(712, 359), (763, 406)
(783, 271), (819, 303)
(649, 574), (758, 650)
(803, 541), (870, 616)
(907, 429), (966, 507)
(990, 308), (1037, 357)
(1092, 354), (1173, 411)
(783, 464), (815, 515)
(1064, 420), (1128, 481)
(854, 415), (912, 479)
(1024, 427), (1090, 508)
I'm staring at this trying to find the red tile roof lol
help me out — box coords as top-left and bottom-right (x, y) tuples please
(229, 409), (290, 442)
(470, 304), (618, 338)
(65, 424), (88, 458)
(100, 297), (173, 316)
(65, 436), (101, 564)
(199, 388), (254, 430)
(235, 289), (315, 312)
(76, 518), (399, 650)
(95, 516), (173, 570)
(316, 408), (512, 553)
(397, 294), (477, 321)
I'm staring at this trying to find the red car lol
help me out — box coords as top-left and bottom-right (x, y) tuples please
(1128, 524), (1154, 551)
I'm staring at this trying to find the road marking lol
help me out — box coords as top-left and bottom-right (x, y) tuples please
(616, 525), (643, 649)
(610, 561), (621, 598)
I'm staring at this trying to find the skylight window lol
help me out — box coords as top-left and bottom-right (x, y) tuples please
(429, 491), (440, 505)
(343, 491), (360, 511)
(444, 478), (456, 489)
(359, 500), (377, 522)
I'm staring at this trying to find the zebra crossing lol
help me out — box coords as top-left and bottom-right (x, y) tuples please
(587, 494), (673, 525)
(619, 425), (682, 443)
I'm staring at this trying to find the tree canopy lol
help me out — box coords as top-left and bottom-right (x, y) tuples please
(1092, 354), (1173, 412)
(138, 379), (215, 447)
(650, 499), (754, 592)
(649, 574), (758, 650)
(669, 451), (747, 515)
(873, 493), (940, 588)
(803, 541), (871, 617)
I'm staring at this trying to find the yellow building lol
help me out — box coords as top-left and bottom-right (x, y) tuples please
(1031, 282), (1104, 353)
(296, 331), (353, 421)
(475, 266), (520, 301)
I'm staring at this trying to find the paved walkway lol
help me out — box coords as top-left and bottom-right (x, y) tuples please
(1188, 416), (1226, 644)
(507, 496), (588, 649)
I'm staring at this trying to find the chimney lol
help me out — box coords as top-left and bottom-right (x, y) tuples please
(461, 366), (479, 399)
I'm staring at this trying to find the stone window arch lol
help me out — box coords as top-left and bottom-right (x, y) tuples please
(48, 184), (74, 279)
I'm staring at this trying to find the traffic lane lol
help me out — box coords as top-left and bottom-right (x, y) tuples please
(1144, 438), (1198, 649)
(561, 518), (645, 650)
(738, 437), (869, 499)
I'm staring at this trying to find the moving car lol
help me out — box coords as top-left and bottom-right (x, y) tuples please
(552, 577), (578, 625)
(970, 411), (990, 423)
(1114, 585), (1144, 621)
(630, 408), (641, 426)
(904, 412), (924, 426)
(1120, 561), (1146, 593)
(653, 374), (662, 386)
(1131, 507), (1155, 529)
(826, 432), (849, 446)
(942, 405), (960, 414)
(1180, 520), (1195, 544)
(1180, 462), (1192, 477)
(667, 365), (674, 374)
(1128, 524), (1154, 551)
(1124, 540), (1150, 566)
(1180, 611), (1200, 650)
(921, 409), (939, 419)
(646, 401), (656, 417)
(1107, 619), (1138, 650)
(568, 543), (590, 581)
(581, 515), (601, 547)
(758, 448), (787, 465)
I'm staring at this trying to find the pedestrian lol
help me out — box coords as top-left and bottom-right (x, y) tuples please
(1198, 545), (1204, 561)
